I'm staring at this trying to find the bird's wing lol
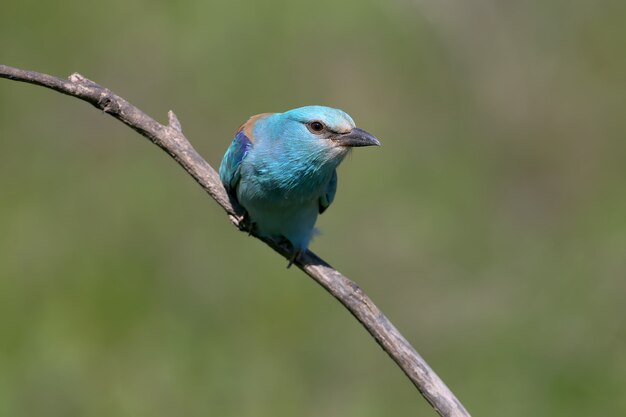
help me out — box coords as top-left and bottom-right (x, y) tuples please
(319, 169), (337, 214)
(219, 130), (253, 192)
(220, 113), (272, 192)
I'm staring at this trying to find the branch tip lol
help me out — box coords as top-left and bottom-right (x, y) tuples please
(168, 110), (183, 132)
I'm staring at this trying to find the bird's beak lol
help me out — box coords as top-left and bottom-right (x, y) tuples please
(334, 128), (381, 147)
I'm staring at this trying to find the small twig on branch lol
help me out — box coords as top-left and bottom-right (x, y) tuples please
(0, 64), (471, 417)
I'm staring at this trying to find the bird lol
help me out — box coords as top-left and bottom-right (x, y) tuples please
(219, 105), (380, 266)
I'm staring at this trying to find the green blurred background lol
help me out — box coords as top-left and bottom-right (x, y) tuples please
(1, 1), (625, 416)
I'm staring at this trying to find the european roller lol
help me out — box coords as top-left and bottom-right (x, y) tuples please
(219, 105), (380, 266)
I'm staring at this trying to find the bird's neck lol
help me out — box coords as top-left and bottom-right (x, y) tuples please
(285, 146), (346, 178)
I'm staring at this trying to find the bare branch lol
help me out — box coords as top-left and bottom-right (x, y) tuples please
(0, 64), (471, 417)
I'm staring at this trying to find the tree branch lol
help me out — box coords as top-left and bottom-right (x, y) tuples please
(0, 64), (471, 417)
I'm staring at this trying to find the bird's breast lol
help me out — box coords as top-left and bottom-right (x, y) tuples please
(238, 155), (335, 208)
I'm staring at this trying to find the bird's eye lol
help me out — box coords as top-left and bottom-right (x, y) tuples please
(309, 121), (325, 133)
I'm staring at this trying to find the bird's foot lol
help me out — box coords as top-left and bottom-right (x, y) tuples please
(235, 211), (256, 235)
(287, 249), (303, 269)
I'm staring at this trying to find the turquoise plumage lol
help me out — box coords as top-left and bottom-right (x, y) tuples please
(220, 105), (380, 265)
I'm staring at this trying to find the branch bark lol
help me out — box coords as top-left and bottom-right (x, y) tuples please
(0, 64), (471, 417)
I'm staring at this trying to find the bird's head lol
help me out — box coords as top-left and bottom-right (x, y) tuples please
(241, 105), (380, 170)
(279, 105), (381, 151)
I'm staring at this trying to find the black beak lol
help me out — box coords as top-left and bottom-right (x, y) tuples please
(335, 127), (381, 147)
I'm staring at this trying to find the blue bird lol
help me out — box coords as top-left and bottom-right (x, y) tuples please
(220, 105), (380, 266)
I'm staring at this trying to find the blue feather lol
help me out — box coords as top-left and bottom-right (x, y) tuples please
(319, 170), (337, 214)
(219, 130), (252, 192)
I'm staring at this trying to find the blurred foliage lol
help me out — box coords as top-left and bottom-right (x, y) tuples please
(1, 1), (625, 416)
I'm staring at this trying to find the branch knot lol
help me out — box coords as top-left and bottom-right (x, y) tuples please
(98, 93), (119, 114)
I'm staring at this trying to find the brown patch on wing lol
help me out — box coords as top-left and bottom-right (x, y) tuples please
(236, 113), (273, 142)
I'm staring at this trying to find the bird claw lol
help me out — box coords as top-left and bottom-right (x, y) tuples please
(287, 249), (302, 269)
(235, 212), (256, 235)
